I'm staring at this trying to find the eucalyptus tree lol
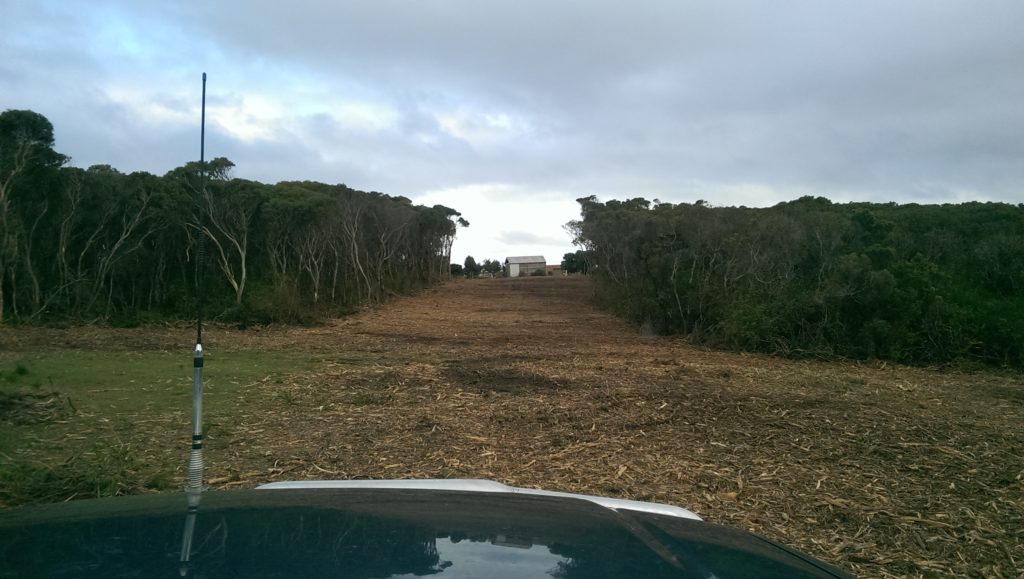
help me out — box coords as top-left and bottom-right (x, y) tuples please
(0, 110), (66, 322)
(560, 251), (590, 274)
(201, 178), (267, 305)
(368, 194), (416, 296)
(481, 259), (502, 276)
(263, 182), (334, 302)
(463, 256), (480, 278)
(1, 111), (469, 325)
(431, 205), (468, 279)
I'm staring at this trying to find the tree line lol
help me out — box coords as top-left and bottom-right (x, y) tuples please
(451, 256), (502, 277)
(0, 109), (466, 325)
(570, 195), (1024, 367)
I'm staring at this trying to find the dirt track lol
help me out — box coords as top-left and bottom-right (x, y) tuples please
(3, 277), (1023, 577)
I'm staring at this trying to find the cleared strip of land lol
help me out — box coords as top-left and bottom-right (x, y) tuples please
(1, 276), (1021, 578)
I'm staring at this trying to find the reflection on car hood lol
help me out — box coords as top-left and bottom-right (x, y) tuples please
(0, 484), (852, 578)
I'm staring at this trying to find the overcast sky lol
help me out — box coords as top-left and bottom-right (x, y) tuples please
(3, 1), (1022, 264)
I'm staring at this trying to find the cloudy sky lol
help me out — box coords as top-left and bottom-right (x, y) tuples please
(3, 1), (1022, 264)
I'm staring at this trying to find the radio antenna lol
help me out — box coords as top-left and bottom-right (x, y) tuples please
(181, 71), (208, 575)
(188, 71), (208, 496)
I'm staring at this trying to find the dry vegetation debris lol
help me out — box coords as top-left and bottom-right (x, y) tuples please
(0, 391), (74, 425)
(1, 277), (1022, 578)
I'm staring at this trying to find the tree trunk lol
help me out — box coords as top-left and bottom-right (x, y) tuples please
(9, 266), (17, 319)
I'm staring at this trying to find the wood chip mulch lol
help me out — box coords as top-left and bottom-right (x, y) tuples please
(2, 277), (1022, 577)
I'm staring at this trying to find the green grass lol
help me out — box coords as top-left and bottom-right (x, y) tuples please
(0, 350), (324, 506)
(0, 350), (317, 410)
(6, 349), (305, 387)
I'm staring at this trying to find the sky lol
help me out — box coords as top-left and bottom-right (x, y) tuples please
(3, 1), (1023, 265)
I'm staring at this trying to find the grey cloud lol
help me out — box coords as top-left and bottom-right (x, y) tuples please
(4, 0), (1023, 221)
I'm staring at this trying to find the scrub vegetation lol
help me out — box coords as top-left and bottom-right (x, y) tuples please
(0, 109), (466, 326)
(1, 278), (1020, 578)
(569, 195), (1024, 368)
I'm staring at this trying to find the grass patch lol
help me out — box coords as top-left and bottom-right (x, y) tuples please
(0, 350), (320, 416)
(1, 361), (33, 385)
(276, 390), (298, 405)
(0, 441), (173, 505)
(0, 349), (323, 506)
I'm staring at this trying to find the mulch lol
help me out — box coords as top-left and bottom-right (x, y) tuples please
(2, 277), (1021, 577)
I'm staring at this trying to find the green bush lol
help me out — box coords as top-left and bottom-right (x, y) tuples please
(574, 196), (1024, 367)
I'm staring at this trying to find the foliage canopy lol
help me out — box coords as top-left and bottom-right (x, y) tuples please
(572, 195), (1024, 367)
(0, 110), (464, 325)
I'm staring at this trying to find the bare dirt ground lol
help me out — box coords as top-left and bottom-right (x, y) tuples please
(3, 276), (1022, 577)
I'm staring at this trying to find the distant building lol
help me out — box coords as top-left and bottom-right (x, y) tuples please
(546, 264), (563, 276)
(504, 256), (546, 277)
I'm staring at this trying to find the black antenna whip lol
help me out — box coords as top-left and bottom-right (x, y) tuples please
(188, 71), (207, 494)
(181, 71), (208, 576)
(196, 71), (207, 347)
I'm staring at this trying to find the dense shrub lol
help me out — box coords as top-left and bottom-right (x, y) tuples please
(570, 196), (1024, 367)
(0, 110), (465, 325)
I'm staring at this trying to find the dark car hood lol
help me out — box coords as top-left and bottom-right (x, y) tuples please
(0, 487), (850, 578)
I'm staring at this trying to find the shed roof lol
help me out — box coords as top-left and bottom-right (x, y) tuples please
(505, 256), (546, 264)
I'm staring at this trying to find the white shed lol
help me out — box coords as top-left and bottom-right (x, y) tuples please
(504, 256), (546, 277)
